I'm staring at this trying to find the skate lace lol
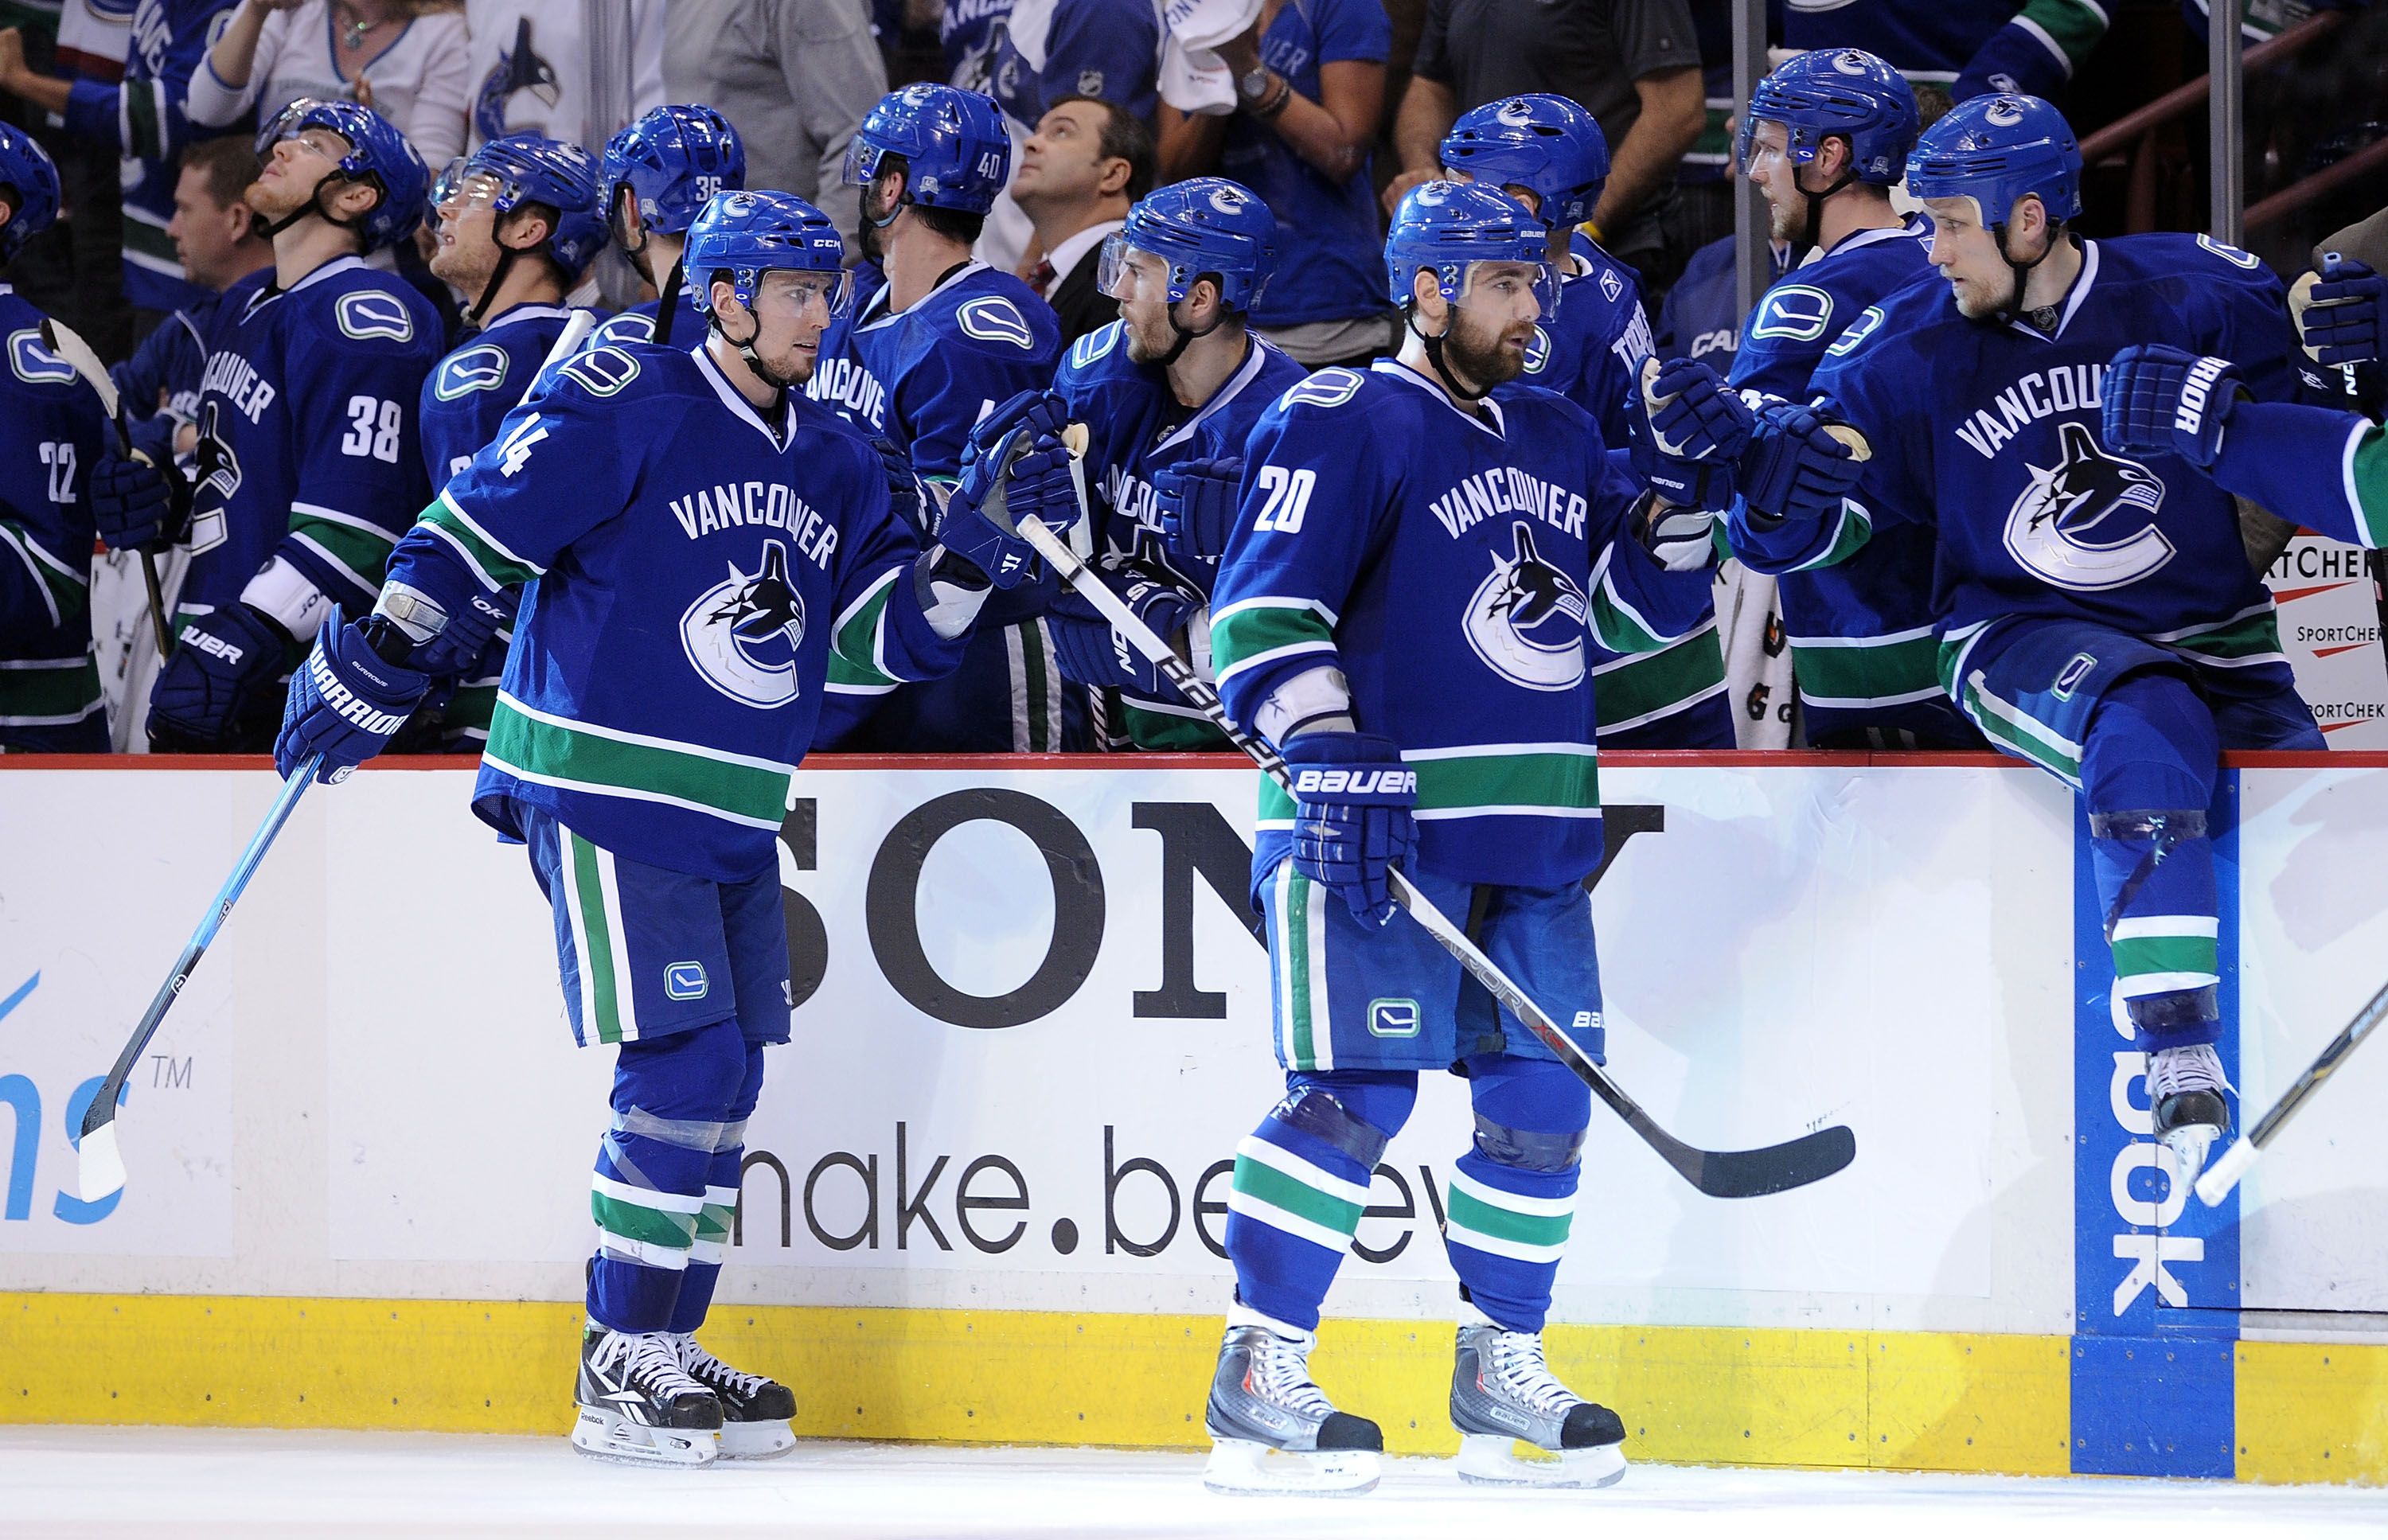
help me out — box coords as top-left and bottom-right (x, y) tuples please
(2150, 1043), (2234, 1097)
(1251, 1333), (1336, 1421)
(1485, 1331), (1579, 1419)
(675, 1335), (770, 1398)
(594, 1330), (712, 1400)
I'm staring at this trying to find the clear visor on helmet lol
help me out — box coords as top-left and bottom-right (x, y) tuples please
(1455, 259), (1559, 322)
(256, 99), (350, 165)
(753, 264), (856, 320)
(1095, 232), (1162, 302)
(431, 159), (508, 214)
(841, 138), (892, 189)
(1734, 116), (1802, 176)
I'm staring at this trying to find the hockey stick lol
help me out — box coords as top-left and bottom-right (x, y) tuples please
(1016, 435), (1856, 1199)
(77, 751), (325, 1201)
(41, 318), (174, 659)
(2195, 973), (2388, 1207)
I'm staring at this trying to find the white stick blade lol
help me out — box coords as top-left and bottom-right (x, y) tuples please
(78, 1121), (127, 1203)
(2195, 1136), (2259, 1207)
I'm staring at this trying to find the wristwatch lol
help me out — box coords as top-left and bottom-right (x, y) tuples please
(1236, 64), (1274, 104)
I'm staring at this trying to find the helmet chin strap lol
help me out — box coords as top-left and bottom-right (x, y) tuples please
(714, 307), (802, 397)
(260, 170), (368, 243)
(466, 243), (522, 328)
(1155, 294), (1221, 368)
(1988, 220), (2070, 326)
(1793, 156), (1859, 257)
(1406, 302), (1496, 403)
(654, 256), (684, 345)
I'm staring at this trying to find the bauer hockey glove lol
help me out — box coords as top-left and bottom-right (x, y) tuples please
(1283, 731), (1418, 929)
(944, 393), (1079, 588)
(88, 447), (191, 553)
(146, 603), (293, 751)
(1737, 400), (1866, 524)
(1635, 357), (1754, 510)
(2101, 345), (2244, 469)
(275, 618), (431, 783)
(2299, 255), (2384, 368)
(1047, 572), (1199, 694)
(1153, 456), (1244, 569)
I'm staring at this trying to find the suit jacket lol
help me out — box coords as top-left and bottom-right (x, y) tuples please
(1048, 250), (1122, 348)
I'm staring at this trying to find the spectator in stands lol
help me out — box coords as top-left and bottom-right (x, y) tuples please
(941, 0), (1013, 92)
(465, 1), (663, 150)
(186, 1), (473, 172)
(1013, 93), (1153, 343)
(1386, 0), (1706, 298)
(0, 0), (245, 344)
(661, 0), (887, 243)
(1783, 0), (2106, 105)
(979, 0), (1158, 268)
(1157, 0), (1392, 369)
(0, 2), (132, 361)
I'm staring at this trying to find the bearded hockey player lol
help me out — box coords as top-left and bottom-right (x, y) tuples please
(1721, 94), (2323, 1181)
(1440, 92), (1732, 751)
(591, 104), (747, 351)
(1197, 182), (1720, 1495)
(1046, 177), (1305, 750)
(1712, 48), (1976, 749)
(806, 83), (1072, 752)
(271, 189), (1087, 1466)
(88, 99), (443, 752)
(0, 127), (109, 751)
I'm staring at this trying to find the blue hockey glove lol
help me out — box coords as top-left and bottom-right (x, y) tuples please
(868, 435), (930, 536)
(942, 394), (1081, 588)
(146, 603), (292, 750)
(1641, 498), (1719, 572)
(1635, 357), (1754, 510)
(1283, 731), (1418, 929)
(275, 619), (431, 783)
(387, 584), (515, 680)
(1154, 457), (1243, 567)
(2300, 255), (2384, 368)
(1047, 574), (1197, 693)
(2101, 345), (2243, 469)
(89, 447), (190, 553)
(1738, 400), (1866, 523)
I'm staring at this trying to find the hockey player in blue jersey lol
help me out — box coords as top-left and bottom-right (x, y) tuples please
(1197, 182), (1719, 1495)
(271, 189), (1087, 1465)
(591, 104), (747, 352)
(1441, 92), (1734, 751)
(86, 98), (443, 752)
(0, 127), (110, 751)
(1722, 95), (2323, 1180)
(1045, 177), (1306, 750)
(806, 83), (1073, 751)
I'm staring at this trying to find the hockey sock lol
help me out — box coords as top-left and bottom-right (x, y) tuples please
(1443, 1053), (1590, 1334)
(588, 1017), (750, 1334)
(1224, 1070), (1415, 1333)
(668, 1040), (767, 1335)
(2082, 674), (2222, 1053)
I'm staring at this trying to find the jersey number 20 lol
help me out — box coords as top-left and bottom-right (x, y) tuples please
(340, 396), (404, 464)
(1252, 466), (1316, 535)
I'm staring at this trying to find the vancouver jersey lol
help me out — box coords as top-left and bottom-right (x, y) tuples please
(1735, 234), (2308, 693)
(1727, 223), (1955, 737)
(392, 340), (969, 882)
(1783, 0), (2106, 99)
(419, 302), (583, 485)
(1049, 320), (1308, 747)
(180, 259), (443, 627)
(111, 298), (213, 442)
(0, 287), (109, 737)
(589, 294), (696, 353)
(1214, 361), (1711, 892)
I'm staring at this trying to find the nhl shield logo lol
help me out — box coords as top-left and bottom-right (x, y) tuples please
(1462, 522), (1588, 691)
(2001, 422), (2175, 592)
(680, 540), (808, 708)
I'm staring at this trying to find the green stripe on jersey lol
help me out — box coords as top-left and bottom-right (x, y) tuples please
(420, 493), (544, 587)
(1791, 628), (1941, 707)
(589, 1189), (698, 1250)
(1444, 1179), (1574, 1251)
(1586, 557), (1668, 655)
(1594, 625), (1725, 732)
(288, 509), (397, 599)
(2355, 430), (2388, 548)
(0, 655), (103, 726)
(830, 570), (901, 688)
(2019, 0), (2109, 64)
(1230, 1152), (1364, 1238)
(1211, 599), (1336, 683)
(2112, 933), (2219, 982)
(1121, 700), (1230, 751)
(2161, 606), (2285, 665)
(486, 696), (792, 828)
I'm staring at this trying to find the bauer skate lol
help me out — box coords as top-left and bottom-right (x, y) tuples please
(572, 1325), (722, 1467)
(2150, 1043), (2234, 1185)
(673, 1333), (797, 1459)
(1450, 1315), (1627, 1487)
(1202, 1310), (1383, 1495)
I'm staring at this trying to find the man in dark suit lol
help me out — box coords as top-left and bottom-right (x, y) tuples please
(1012, 95), (1155, 345)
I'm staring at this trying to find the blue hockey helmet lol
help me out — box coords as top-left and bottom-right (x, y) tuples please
(1098, 177), (1278, 312)
(842, 84), (1010, 216)
(1738, 48), (1920, 187)
(1438, 94), (1610, 232)
(1906, 92), (2082, 228)
(685, 190), (851, 318)
(435, 133), (607, 275)
(0, 123), (61, 262)
(602, 103), (747, 238)
(255, 97), (430, 251)
(1384, 181), (1558, 316)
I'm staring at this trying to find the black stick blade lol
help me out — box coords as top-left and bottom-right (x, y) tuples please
(1676, 1123), (1857, 1199)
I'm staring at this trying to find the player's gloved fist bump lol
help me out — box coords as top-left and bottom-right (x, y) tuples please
(2100, 344), (2243, 469)
(402, 586), (515, 680)
(1641, 500), (1718, 573)
(1642, 357), (1755, 464)
(146, 603), (292, 750)
(945, 415), (1079, 589)
(275, 619), (431, 784)
(2301, 255), (2383, 368)
(1047, 576), (1196, 694)
(1282, 731), (1418, 929)
(1154, 457), (1243, 565)
(88, 448), (189, 552)
(1738, 400), (1864, 524)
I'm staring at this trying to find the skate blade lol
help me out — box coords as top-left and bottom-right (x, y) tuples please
(1454, 1433), (1626, 1489)
(571, 1406), (720, 1468)
(1202, 1437), (1380, 1495)
(2162, 1124), (2222, 1187)
(716, 1419), (798, 1460)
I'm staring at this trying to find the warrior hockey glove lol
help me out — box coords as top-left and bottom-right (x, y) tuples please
(944, 392), (1079, 588)
(1635, 357), (1754, 510)
(1154, 456), (1244, 568)
(1283, 731), (1418, 929)
(146, 603), (292, 751)
(1738, 400), (1865, 523)
(1047, 572), (1198, 694)
(88, 447), (191, 553)
(2300, 255), (2384, 368)
(275, 618), (431, 783)
(2101, 345), (2243, 469)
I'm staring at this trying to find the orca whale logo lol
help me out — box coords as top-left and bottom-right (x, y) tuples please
(679, 540), (808, 708)
(1462, 522), (1588, 690)
(2001, 421), (2175, 591)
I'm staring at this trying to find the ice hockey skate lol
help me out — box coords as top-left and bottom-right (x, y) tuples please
(1202, 1310), (1383, 1495)
(673, 1333), (797, 1459)
(1450, 1313), (1627, 1487)
(2150, 1043), (2234, 1185)
(572, 1325), (722, 1467)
